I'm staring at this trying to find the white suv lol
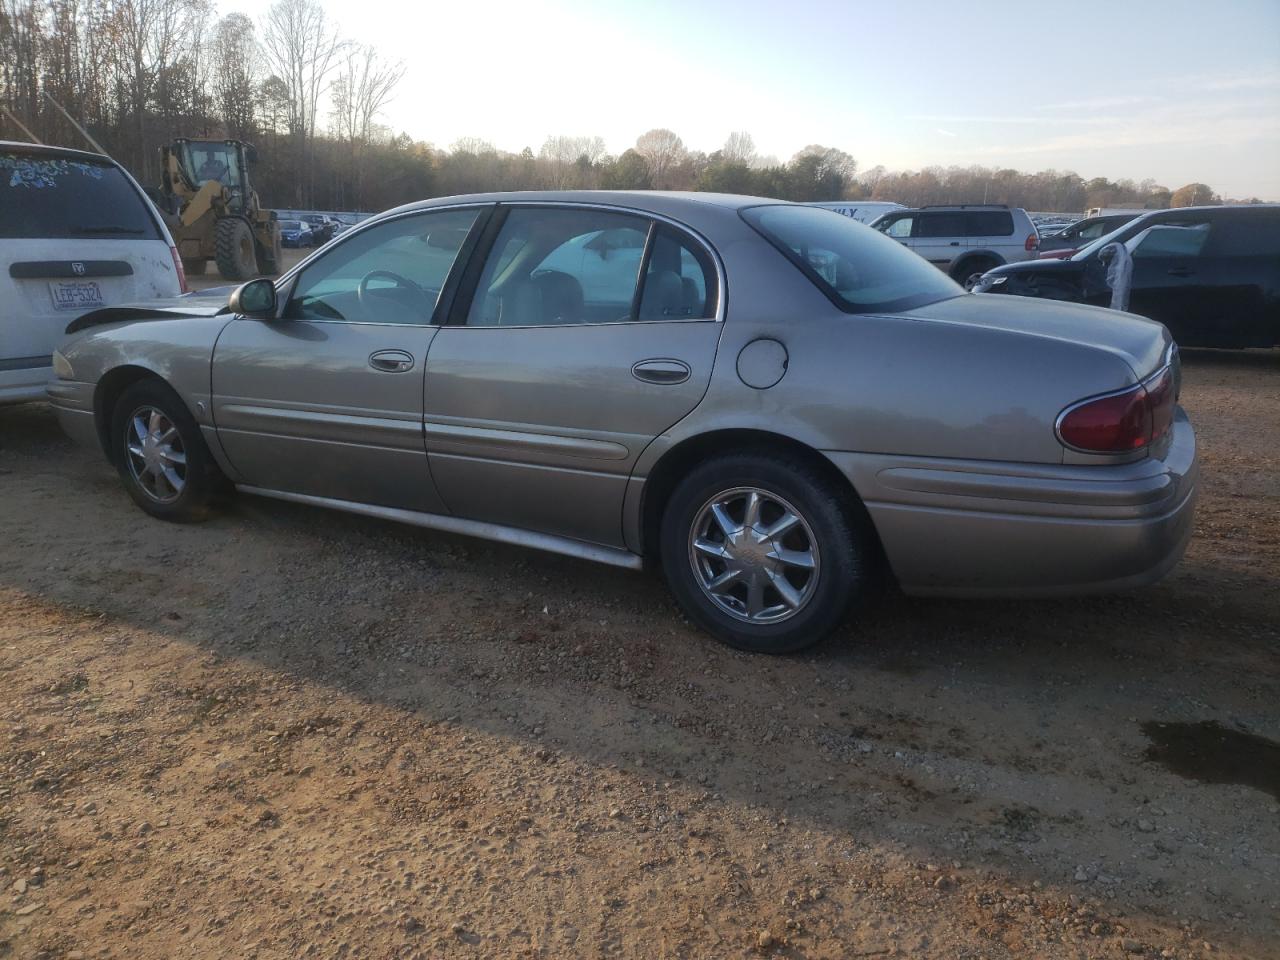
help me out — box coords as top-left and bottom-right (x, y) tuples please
(1, 141), (184, 404)
(868, 205), (1040, 289)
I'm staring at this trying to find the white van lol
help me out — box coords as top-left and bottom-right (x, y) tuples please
(1, 141), (184, 404)
(806, 201), (905, 224)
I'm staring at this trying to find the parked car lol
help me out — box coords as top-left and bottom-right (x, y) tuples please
(973, 205), (1280, 349)
(806, 201), (905, 224)
(1, 141), (184, 405)
(868, 204), (1040, 289)
(278, 219), (313, 247)
(47, 193), (1197, 653)
(302, 214), (336, 244)
(1037, 213), (1142, 258)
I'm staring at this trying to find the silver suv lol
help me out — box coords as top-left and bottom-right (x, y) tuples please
(868, 205), (1039, 289)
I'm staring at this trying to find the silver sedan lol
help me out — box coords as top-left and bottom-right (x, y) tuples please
(47, 192), (1198, 653)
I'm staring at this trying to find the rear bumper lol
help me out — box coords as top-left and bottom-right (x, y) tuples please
(825, 410), (1198, 596)
(0, 363), (53, 405)
(46, 379), (101, 449)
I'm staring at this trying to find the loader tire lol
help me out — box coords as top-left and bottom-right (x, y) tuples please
(259, 225), (283, 275)
(214, 217), (258, 280)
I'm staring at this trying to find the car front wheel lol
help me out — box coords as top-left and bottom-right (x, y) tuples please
(659, 453), (875, 654)
(111, 379), (222, 522)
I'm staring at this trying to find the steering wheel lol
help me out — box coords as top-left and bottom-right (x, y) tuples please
(356, 270), (431, 313)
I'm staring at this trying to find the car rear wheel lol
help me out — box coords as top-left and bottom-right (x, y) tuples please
(111, 379), (222, 522)
(954, 257), (998, 291)
(659, 452), (874, 654)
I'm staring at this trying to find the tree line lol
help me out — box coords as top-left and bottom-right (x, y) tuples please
(2, 0), (1246, 215)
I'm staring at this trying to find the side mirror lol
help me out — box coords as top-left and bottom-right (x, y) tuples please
(245, 144), (259, 165)
(229, 278), (277, 318)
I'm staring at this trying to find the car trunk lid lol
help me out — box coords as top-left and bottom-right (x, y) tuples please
(897, 292), (1172, 380)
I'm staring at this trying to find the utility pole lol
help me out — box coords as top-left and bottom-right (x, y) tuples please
(1, 106), (42, 144)
(43, 92), (108, 155)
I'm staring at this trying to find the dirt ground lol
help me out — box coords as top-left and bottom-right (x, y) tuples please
(1, 348), (1277, 960)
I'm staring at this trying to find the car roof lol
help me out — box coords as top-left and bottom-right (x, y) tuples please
(384, 190), (791, 219)
(0, 139), (113, 164)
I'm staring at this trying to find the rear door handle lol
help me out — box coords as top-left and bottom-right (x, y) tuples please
(369, 349), (414, 373)
(632, 358), (690, 385)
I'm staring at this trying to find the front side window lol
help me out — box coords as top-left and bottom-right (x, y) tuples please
(285, 207), (482, 324)
(1077, 220), (1112, 241)
(465, 207), (715, 326)
(1128, 223), (1211, 259)
(878, 215), (913, 238)
(742, 204), (962, 314)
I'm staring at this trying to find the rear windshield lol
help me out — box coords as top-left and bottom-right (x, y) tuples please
(0, 151), (161, 241)
(280, 221), (302, 229)
(741, 204), (962, 314)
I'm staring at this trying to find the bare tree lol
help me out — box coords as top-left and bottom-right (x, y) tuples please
(634, 127), (685, 189)
(721, 130), (755, 166)
(260, 0), (343, 203)
(330, 44), (402, 144)
(210, 14), (259, 139)
(330, 43), (402, 208)
(538, 134), (605, 188)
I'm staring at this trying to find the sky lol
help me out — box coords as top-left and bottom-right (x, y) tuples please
(222, 0), (1280, 200)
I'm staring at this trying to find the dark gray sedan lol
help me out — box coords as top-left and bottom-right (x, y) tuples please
(47, 192), (1198, 653)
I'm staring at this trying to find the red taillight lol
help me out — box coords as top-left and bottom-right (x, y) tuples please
(1056, 365), (1177, 453)
(1025, 233), (1039, 251)
(1144, 365), (1176, 444)
(170, 244), (189, 294)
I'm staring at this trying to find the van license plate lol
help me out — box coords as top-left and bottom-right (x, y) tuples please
(49, 281), (105, 312)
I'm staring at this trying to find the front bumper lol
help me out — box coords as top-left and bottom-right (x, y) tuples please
(825, 410), (1198, 597)
(46, 379), (101, 450)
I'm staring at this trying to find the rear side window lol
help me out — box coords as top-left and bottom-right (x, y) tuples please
(742, 204), (962, 314)
(638, 226), (714, 320)
(1210, 214), (1280, 256)
(965, 211), (1015, 237)
(915, 213), (966, 237)
(0, 151), (161, 240)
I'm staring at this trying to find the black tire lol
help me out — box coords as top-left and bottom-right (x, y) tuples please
(214, 217), (258, 280)
(659, 452), (875, 654)
(259, 224), (283, 275)
(110, 379), (222, 523)
(953, 257), (998, 291)
(182, 257), (208, 276)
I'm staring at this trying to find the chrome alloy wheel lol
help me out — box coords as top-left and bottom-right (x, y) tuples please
(688, 486), (820, 624)
(124, 405), (187, 503)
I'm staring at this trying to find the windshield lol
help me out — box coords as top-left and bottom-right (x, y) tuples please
(280, 221), (302, 230)
(0, 151), (161, 240)
(741, 204), (962, 314)
(180, 142), (241, 189)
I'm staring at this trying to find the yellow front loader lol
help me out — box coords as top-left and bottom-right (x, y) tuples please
(158, 139), (281, 281)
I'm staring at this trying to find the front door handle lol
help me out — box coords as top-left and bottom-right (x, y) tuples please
(1167, 267), (1193, 278)
(632, 358), (690, 385)
(369, 349), (414, 373)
